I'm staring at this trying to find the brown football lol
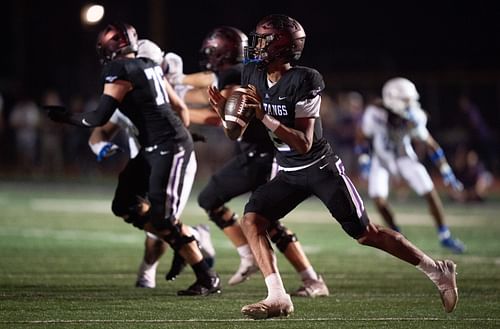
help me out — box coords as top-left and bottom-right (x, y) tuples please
(223, 86), (260, 140)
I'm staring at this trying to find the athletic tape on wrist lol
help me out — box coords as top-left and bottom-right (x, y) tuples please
(262, 114), (280, 132)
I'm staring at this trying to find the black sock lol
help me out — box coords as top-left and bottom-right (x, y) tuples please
(192, 260), (214, 283)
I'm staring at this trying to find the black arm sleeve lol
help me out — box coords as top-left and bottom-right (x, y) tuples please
(67, 94), (120, 127)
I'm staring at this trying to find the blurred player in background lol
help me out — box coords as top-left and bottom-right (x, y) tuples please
(357, 77), (465, 254)
(167, 26), (328, 297)
(209, 14), (459, 319)
(46, 22), (220, 296)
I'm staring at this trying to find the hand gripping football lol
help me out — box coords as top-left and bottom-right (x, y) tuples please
(224, 85), (262, 140)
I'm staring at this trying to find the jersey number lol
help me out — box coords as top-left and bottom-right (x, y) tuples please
(144, 67), (168, 106)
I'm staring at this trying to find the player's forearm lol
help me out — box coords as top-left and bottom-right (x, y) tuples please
(188, 108), (221, 126)
(183, 71), (216, 88)
(274, 125), (312, 154)
(89, 121), (120, 144)
(68, 95), (119, 127)
(164, 78), (190, 126)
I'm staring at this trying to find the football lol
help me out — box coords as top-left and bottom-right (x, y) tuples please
(223, 86), (261, 140)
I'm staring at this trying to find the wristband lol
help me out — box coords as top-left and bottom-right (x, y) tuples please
(430, 147), (445, 164)
(262, 114), (280, 132)
(89, 141), (108, 156)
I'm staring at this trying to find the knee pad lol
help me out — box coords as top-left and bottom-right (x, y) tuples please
(111, 198), (131, 218)
(268, 222), (298, 253)
(208, 206), (237, 229)
(123, 214), (148, 230)
(113, 200), (148, 230)
(161, 221), (196, 251)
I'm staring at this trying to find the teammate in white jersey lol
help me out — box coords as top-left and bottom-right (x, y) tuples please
(358, 77), (465, 253)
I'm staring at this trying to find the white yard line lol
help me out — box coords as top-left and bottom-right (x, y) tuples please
(1, 317), (498, 324)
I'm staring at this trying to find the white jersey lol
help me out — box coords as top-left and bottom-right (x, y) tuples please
(109, 110), (140, 158)
(361, 104), (433, 197)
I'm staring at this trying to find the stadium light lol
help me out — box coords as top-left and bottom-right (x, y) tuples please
(81, 4), (104, 25)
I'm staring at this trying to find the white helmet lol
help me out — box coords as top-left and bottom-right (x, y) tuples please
(137, 39), (165, 66)
(382, 77), (420, 116)
(163, 52), (185, 85)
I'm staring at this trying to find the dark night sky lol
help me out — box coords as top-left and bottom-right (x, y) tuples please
(1, 0), (499, 124)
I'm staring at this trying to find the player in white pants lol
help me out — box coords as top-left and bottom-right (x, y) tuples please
(358, 77), (465, 253)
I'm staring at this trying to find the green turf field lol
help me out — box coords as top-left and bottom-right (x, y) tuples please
(1, 180), (499, 328)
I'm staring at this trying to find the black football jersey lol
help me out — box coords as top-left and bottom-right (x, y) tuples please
(101, 57), (190, 147)
(242, 62), (332, 168)
(218, 63), (273, 154)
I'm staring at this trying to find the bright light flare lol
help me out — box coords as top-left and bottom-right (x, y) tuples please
(81, 4), (104, 25)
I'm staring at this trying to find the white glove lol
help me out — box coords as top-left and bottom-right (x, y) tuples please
(164, 52), (185, 85)
(89, 141), (121, 162)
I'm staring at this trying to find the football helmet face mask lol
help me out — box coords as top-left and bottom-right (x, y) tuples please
(382, 77), (420, 117)
(244, 14), (306, 69)
(96, 22), (138, 64)
(199, 26), (248, 72)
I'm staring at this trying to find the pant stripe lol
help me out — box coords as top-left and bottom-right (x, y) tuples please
(166, 148), (185, 219)
(335, 159), (364, 218)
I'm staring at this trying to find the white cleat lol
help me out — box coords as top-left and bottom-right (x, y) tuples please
(241, 294), (294, 320)
(135, 260), (158, 288)
(194, 224), (216, 260)
(228, 258), (259, 285)
(291, 275), (330, 297)
(435, 260), (458, 313)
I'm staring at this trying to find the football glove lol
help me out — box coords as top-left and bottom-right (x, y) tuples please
(44, 105), (71, 123)
(354, 144), (371, 180)
(358, 153), (371, 180)
(440, 163), (463, 192)
(89, 141), (122, 162)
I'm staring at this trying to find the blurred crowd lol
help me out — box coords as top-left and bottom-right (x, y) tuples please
(0, 87), (497, 202)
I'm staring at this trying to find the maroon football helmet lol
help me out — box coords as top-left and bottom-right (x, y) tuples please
(245, 14), (306, 68)
(199, 26), (248, 72)
(96, 22), (138, 64)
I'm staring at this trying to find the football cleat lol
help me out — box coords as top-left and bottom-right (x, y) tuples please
(135, 278), (155, 289)
(241, 294), (294, 320)
(291, 275), (329, 297)
(228, 257), (260, 285)
(135, 260), (157, 288)
(166, 224), (216, 281)
(434, 260), (458, 313)
(441, 237), (466, 254)
(177, 274), (222, 296)
(165, 251), (186, 281)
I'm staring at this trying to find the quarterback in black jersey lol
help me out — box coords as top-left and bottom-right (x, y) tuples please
(184, 26), (328, 295)
(209, 14), (458, 319)
(46, 22), (220, 296)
